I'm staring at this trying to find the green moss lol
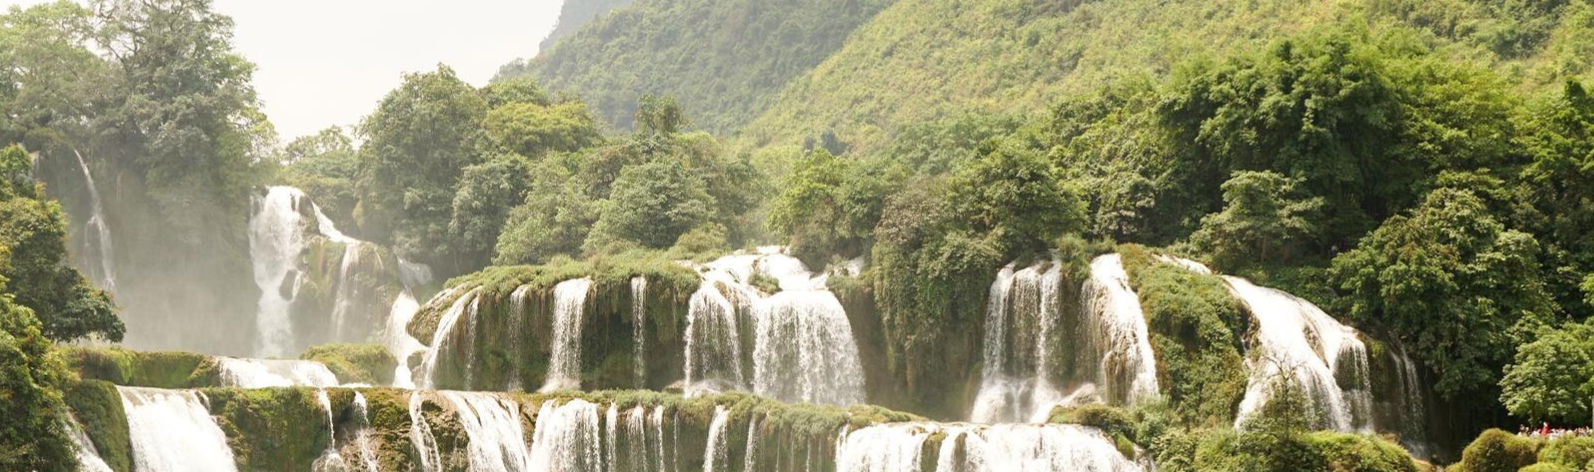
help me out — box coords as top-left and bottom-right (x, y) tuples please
(203, 387), (329, 472)
(1050, 404), (1137, 443)
(1519, 464), (1575, 472)
(1458, 429), (1540, 472)
(1119, 245), (1248, 427)
(1306, 431), (1420, 472)
(60, 347), (209, 388)
(63, 381), (131, 472)
(300, 344), (396, 385)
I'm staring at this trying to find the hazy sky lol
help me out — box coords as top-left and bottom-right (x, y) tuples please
(3, 0), (566, 140)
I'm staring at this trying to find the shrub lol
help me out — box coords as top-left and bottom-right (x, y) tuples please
(1458, 429), (1541, 472)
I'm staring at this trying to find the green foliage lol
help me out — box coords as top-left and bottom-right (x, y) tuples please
(1189, 171), (1324, 270)
(1120, 247), (1248, 427)
(0, 272), (75, 471)
(63, 380), (130, 472)
(587, 159), (714, 251)
(1333, 188), (1556, 400)
(1522, 80), (1594, 318)
(535, 0), (635, 53)
(493, 156), (598, 265)
(505, 0), (892, 134)
(1539, 435), (1594, 471)
(356, 65), (488, 265)
(1050, 404), (1138, 442)
(482, 101), (601, 159)
(945, 142), (1084, 253)
(1458, 429), (1541, 472)
(1499, 320), (1594, 424)
(447, 154), (532, 269)
(767, 149), (902, 265)
(0, 144), (122, 342)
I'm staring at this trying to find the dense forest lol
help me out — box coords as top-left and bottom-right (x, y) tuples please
(4, 0), (1594, 471)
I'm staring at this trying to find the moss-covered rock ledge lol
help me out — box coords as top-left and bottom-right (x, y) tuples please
(66, 384), (922, 472)
(59, 345), (397, 388)
(407, 255), (700, 392)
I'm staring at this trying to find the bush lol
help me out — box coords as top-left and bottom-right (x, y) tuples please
(1458, 429), (1540, 472)
(1307, 432), (1419, 472)
(1539, 435), (1594, 470)
(1050, 403), (1137, 442)
(1518, 464), (1574, 472)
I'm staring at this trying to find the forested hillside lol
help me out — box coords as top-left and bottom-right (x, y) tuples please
(745, 0), (1594, 150)
(499, 0), (894, 134)
(535, 0), (636, 53)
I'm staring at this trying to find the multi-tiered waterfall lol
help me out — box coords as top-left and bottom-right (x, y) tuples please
(686, 248), (866, 406)
(249, 187), (313, 357)
(972, 254), (1158, 423)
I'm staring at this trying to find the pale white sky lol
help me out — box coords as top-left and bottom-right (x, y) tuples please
(4, 0), (566, 140)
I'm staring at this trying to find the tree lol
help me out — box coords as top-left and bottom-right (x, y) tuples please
(274, 127), (359, 232)
(767, 149), (900, 264)
(585, 158), (714, 250)
(448, 154), (531, 269)
(493, 157), (599, 265)
(1499, 321), (1594, 424)
(0, 273), (76, 472)
(1522, 81), (1594, 318)
(0, 145), (121, 342)
(481, 75), (551, 108)
(945, 142), (1083, 253)
(356, 65), (488, 265)
(482, 101), (601, 159)
(1190, 171), (1324, 269)
(635, 94), (687, 136)
(1332, 188), (1555, 400)
(0, 1), (109, 147)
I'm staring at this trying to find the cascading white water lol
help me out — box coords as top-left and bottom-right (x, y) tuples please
(417, 288), (482, 389)
(507, 285), (534, 391)
(685, 271), (749, 395)
(632, 277), (649, 388)
(312, 389), (350, 472)
(625, 406), (651, 472)
(118, 387), (238, 472)
(702, 406), (731, 472)
(68, 415), (114, 472)
(1390, 345), (1433, 458)
(330, 241), (364, 342)
(837, 423), (1143, 472)
(972, 254), (1159, 423)
(1081, 254), (1160, 405)
(753, 291), (866, 405)
(543, 278), (594, 392)
(386, 291), (425, 389)
(442, 391), (534, 471)
(742, 414), (761, 472)
(71, 149), (116, 292)
(216, 357), (340, 388)
(351, 392), (382, 472)
(249, 187), (311, 357)
(409, 391), (442, 472)
(687, 248), (867, 405)
(1223, 276), (1372, 432)
(529, 399), (604, 472)
(651, 405), (671, 472)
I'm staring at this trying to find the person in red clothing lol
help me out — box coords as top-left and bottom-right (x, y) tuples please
(1542, 422), (1551, 436)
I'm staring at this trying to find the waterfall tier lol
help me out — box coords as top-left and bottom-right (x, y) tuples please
(836, 423), (1143, 472)
(216, 357), (340, 388)
(118, 387), (238, 472)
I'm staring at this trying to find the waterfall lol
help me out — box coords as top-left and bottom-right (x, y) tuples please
(352, 392), (381, 472)
(409, 391), (442, 472)
(685, 272), (748, 395)
(686, 248), (867, 405)
(417, 288), (482, 389)
(68, 415), (114, 472)
(625, 406), (651, 472)
(71, 149), (116, 292)
(972, 254), (1158, 423)
(118, 387), (238, 472)
(312, 389), (350, 472)
(330, 241), (365, 342)
(442, 391), (534, 471)
(1223, 276), (1372, 432)
(651, 405), (670, 472)
(836, 423), (1143, 472)
(507, 285), (533, 391)
(386, 291), (425, 388)
(529, 399), (604, 472)
(702, 406), (731, 472)
(835, 424), (929, 472)
(1390, 345), (1433, 458)
(632, 277), (649, 388)
(752, 291), (866, 405)
(249, 187), (310, 357)
(1081, 254), (1160, 405)
(216, 357), (340, 387)
(743, 414), (761, 472)
(542, 277), (594, 392)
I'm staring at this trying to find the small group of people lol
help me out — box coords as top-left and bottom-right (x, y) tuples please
(1518, 423), (1593, 439)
